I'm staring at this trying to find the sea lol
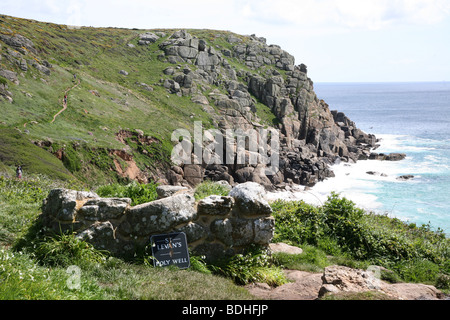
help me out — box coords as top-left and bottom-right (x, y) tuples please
(269, 82), (450, 235)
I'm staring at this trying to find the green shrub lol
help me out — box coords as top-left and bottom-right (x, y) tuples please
(209, 245), (287, 286)
(272, 245), (328, 272)
(61, 145), (81, 172)
(33, 233), (107, 268)
(96, 181), (158, 206)
(271, 199), (324, 245)
(0, 76), (8, 86)
(194, 180), (230, 201)
(392, 259), (441, 284)
(435, 273), (450, 290)
(271, 193), (450, 284)
(188, 255), (212, 275)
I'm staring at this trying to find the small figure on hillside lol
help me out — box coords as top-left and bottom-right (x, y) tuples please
(16, 165), (22, 179)
(64, 95), (67, 104)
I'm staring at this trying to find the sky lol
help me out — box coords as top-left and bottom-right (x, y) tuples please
(2, 0), (450, 82)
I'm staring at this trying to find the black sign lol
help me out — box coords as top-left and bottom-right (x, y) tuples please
(150, 232), (190, 269)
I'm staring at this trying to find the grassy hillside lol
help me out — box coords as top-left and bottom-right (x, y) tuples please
(0, 126), (74, 181)
(0, 15), (246, 185)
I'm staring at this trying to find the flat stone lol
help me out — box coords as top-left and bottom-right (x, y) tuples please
(269, 242), (303, 255)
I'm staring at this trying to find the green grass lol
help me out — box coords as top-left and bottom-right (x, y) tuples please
(193, 180), (231, 201)
(0, 244), (255, 300)
(0, 127), (75, 181)
(273, 245), (331, 273)
(95, 180), (159, 206)
(0, 17), (221, 186)
(0, 173), (68, 245)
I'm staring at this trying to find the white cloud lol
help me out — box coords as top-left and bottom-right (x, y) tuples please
(237, 0), (450, 34)
(65, 0), (84, 27)
(5, 1), (450, 33)
(388, 58), (417, 65)
(44, 0), (62, 14)
(2, 0), (449, 81)
(402, 0), (450, 24)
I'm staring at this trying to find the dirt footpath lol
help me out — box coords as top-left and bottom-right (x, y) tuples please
(246, 270), (323, 300)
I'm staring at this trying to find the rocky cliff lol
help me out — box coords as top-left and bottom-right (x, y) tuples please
(150, 30), (380, 189)
(0, 15), (397, 188)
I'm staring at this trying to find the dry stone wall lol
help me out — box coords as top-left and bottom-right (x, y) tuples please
(40, 182), (274, 262)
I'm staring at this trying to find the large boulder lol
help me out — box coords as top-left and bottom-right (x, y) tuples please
(183, 164), (204, 186)
(41, 188), (99, 223)
(319, 265), (444, 300)
(385, 153), (407, 161)
(319, 265), (380, 297)
(229, 182), (272, 216)
(119, 193), (196, 237)
(78, 198), (131, 221)
(156, 185), (190, 199)
(197, 195), (234, 216)
(30, 61), (51, 75)
(76, 221), (117, 252)
(138, 32), (159, 45)
(0, 33), (36, 53)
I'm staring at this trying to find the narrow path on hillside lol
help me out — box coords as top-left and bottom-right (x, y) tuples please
(51, 78), (81, 123)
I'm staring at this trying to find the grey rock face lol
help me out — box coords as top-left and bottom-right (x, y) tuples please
(0, 34), (36, 54)
(197, 195), (234, 216)
(153, 30), (390, 190)
(79, 198), (131, 221)
(123, 193), (196, 237)
(0, 69), (19, 84)
(41, 188), (99, 223)
(138, 32), (160, 45)
(229, 182), (272, 216)
(156, 185), (190, 199)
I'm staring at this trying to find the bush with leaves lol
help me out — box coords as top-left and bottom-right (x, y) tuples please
(193, 180), (230, 201)
(271, 199), (324, 245)
(271, 192), (450, 286)
(33, 233), (107, 268)
(96, 181), (158, 206)
(208, 245), (287, 286)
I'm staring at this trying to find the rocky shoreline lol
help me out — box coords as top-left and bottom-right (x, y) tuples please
(147, 30), (405, 191)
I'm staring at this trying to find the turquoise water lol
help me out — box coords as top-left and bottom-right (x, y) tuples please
(312, 82), (450, 234)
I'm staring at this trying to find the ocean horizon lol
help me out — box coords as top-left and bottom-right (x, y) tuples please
(270, 81), (450, 235)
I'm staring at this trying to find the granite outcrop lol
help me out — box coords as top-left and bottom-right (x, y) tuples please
(152, 30), (389, 190)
